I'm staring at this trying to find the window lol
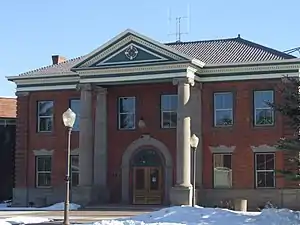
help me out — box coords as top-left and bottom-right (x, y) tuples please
(70, 99), (80, 131)
(254, 90), (274, 126)
(213, 154), (232, 188)
(161, 95), (177, 128)
(36, 156), (52, 187)
(118, 97), (136, 130)
(71, 155), (79, 186)
(255, 153), (275, 188)
(37, 101), (54, 132)
(214, 92), (233, 127)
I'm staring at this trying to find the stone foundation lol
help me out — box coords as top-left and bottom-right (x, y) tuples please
(199, 189), (300, 210)
(13, 187), (300, 210)
(12, 185), (110, 207)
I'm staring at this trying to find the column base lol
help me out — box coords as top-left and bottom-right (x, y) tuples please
(169, 185), (192, 206)
(91, 185), (110, 204)
(71, 186), (93, 206)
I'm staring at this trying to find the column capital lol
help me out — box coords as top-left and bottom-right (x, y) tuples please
(76, 83), (92, 91)
(192, 82), (202, 90)
(172, 77), (195, 86)
(95, 86), (107, 95)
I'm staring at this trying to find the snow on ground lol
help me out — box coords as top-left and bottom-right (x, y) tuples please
(0, 216), (52, 225)
(0, 201), (81, 211)
(92, 206), (300, 225)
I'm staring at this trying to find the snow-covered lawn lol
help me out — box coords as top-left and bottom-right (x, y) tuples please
(92, 206), (300, 225)
(0, 202), (81, 224)
(0, 202), (81, 211)
(0, 216), (52, 225)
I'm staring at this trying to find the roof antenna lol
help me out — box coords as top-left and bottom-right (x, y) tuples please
(167, 4), (190, 42)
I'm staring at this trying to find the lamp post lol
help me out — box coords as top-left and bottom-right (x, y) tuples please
(62, 108), (76, 225)
(190, 134), (199, 207)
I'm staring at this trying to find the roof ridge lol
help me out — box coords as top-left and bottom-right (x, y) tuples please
(165, 36), (238, 45)
(237, 37), (296, 59)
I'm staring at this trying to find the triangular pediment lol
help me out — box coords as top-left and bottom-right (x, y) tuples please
(72, 29), (192, 69)
(95, 42), (172, 66)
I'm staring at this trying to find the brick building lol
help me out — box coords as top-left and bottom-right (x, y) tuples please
(0, 97), (16, 201)
(7, 29), (300, 208)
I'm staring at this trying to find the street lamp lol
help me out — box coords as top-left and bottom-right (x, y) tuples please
(190, 134), (199, 207)
(62, 108), (76, 225)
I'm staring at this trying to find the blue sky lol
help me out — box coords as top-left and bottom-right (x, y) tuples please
(0, 0), (299, 97)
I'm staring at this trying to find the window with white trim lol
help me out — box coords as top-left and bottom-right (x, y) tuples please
(36, 156), (52, 187)
(214, 92), (233, 127)
(161, 94), (177, 128)
(37, 101), (54, 132)
(118, 97), (136, 130)
(70, 99), (80, 131)
(254, 90), (274, 126)
(213, 154), (232, 188)
(71, 155), (79, 186)
(255, 153), (275, 188)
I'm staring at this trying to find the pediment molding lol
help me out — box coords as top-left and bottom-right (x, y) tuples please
(33, 149), (54, 156)
(209, 145), (236, 153)
(251, 144), (278, 153)
(73, 32), (189, 69)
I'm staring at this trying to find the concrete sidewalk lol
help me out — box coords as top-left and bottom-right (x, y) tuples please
(0, 209), (154, 224)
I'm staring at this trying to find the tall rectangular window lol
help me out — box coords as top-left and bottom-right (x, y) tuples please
(118, 97), (136, 130)
(71, 155), (79, 186)
(161, 94), (177, 128)
(214, 92), (233, 127)
(254, 90), (274, 126)
(36, 156), (52, 187)
(255, 153), (275, 188)
(37, 101), (54, 132)
(70, 99), (80, 131)
(213, 154), (232, 188)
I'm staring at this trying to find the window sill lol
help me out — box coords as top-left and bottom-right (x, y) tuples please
(35, 186), (52, 189)
(252, 124), (276, 130)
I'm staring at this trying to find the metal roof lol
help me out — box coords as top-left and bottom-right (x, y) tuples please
(17, 36), (296, 77)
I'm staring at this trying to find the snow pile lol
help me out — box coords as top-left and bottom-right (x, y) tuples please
(93, 206), (300, 225)
(0, 201), (81, 211)
(0, 216), (52, 225)
(42, 202), (81, 210)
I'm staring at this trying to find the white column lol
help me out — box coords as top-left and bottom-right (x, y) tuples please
(173, 77), (195, 187)
(93, 87), (108, 187)
(79, 84), (94, 186)
(190, 83), (203, 187)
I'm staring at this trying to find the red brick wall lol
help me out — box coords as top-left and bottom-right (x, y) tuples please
(0, 97), (16, 118)
(15, 79), (294, 194)
(202, 79), (286, 189)
(106, 83), (177, 202)
(15, 90), (80, 188)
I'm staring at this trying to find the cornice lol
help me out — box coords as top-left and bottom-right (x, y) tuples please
(76, 62), (190, 76)
(251, 144), (278, 152)
(209, 145), (236, 153)
(200, 63), (300, 75)
(33, 149), (54, 156)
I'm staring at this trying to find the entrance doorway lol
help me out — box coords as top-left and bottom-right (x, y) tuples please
(131, 149), (163, 204)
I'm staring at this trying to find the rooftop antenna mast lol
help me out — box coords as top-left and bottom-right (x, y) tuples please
(167, 4), (190, 42)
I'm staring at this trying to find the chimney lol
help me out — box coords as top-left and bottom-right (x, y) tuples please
(52, 55), (67, 65)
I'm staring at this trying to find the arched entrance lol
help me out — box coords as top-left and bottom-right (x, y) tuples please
(131, 149), (163, 204)
(121, 135), (173, 205)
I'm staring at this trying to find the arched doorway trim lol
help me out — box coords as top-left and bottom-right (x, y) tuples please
(121, 135), (173, 204)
